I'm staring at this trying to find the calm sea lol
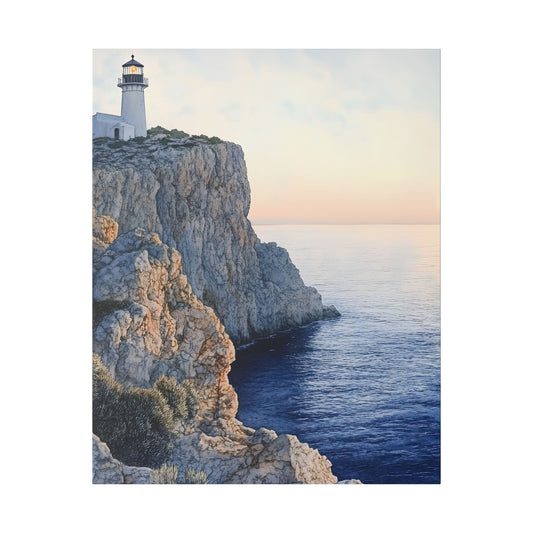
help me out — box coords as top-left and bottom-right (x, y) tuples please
(229, 224), (440, 484)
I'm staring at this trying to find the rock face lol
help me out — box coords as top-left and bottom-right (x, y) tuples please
(93, 431), (340, 485)
(93, 227), (238, 428)
(93, 209), (118, 262)
(93, 434), (151, 484)
(170, 430), (336, 484)
(92, 218), (338, 483)
(93, 137), (338, 346)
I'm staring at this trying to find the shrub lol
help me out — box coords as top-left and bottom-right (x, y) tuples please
(93, 355), (202, 468)
(153, 375), (198, 420)
(92, 355), (176, 468)
(182, 380), (198, 419)
(185, 468), (208, 484)
(208, 136), (223, 144)
(169, 128), (188, 139)
(150, 464), (208, 484)
(147, 126), (189, 139)
(108, 140), (126, 149)
(92, 354), (120, 396)
(151, 463), (179, 484)
(147, 125), (170, 136)
(153, 375), (187, 419)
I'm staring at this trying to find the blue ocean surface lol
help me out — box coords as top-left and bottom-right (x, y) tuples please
(229, 224), (440, 484)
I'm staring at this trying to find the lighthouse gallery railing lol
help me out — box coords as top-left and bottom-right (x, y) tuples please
(117, 76), (149, 85)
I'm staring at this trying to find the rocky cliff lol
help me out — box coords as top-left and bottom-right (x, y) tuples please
(92, 211), (339, 483)
(93, 135), (338, 346)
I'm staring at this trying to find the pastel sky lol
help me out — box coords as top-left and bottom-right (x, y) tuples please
(94, 49), (440, 224)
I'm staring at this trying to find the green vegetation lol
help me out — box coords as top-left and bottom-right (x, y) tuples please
(92, 355), (198, 468)
(150, 463), (208, 484)
(147, 125), (170, 136)
(92, 355), (174, 467)
(151, 463), (179, 484)
(146, 126), (224, 145)
(169, 128), (189, 139)
(182, 380), (198, 419)
(147, 125), (189, 139)
(93, 129), (223, 147)
(185, 468), (208, 484)
(153, 375), (198, 420)
(192, 134), (224, 144)
(108, 140), (127, 149)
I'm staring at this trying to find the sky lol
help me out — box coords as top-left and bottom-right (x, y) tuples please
(94, 49), (440, 224)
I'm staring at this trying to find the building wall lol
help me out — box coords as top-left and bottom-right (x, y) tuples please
(122, 124), (135, 140)
(92, 114), (135, 140)
(92, 114), (118, 139)
(120, 86), (147, 137)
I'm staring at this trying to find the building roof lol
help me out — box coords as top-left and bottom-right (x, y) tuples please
(122, 54), (144, 68)
(94, 112), (122, 120)
(93, 113), (134, 127)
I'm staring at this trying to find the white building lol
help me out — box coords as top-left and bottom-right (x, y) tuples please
(93, 55), (149, 140)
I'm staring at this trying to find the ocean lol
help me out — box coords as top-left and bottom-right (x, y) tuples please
(229, 224), (440, 484)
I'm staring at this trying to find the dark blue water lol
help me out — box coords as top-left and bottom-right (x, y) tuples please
(229, 225), (440, 484)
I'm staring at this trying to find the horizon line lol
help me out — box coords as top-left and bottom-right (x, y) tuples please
(250, 221), (441, 226)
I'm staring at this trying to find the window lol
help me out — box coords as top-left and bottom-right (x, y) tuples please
(123, 66), (143, 76)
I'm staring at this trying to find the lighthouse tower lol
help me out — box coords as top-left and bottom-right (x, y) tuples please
(117, 55), (149, 137)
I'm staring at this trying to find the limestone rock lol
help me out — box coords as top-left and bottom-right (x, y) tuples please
(93, 227), (238, 425)
(93, 208), (118, 245)
(92, 434), (151, 484)
(94, 428), (338, 485)
(92, 208), (119, 262)
(248, 427), (278, 445)
(234, 433), (338, 484)
(93, 137), (339, 345)
(169, 428), (337, 484)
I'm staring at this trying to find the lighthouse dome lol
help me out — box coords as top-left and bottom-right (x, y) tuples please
(122, 55), (144, 68)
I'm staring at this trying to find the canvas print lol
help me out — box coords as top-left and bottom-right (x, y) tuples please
(92, 49), (440, 484)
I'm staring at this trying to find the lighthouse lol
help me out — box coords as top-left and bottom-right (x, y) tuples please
(92, 54), (149, 140)
(118, 55), (149, 137)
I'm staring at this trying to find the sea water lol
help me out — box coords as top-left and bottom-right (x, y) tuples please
(229, 225), (440, 484)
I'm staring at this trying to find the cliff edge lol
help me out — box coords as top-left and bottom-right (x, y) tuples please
(93, 135), (339, 345)
(92, 211), (338, 483)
